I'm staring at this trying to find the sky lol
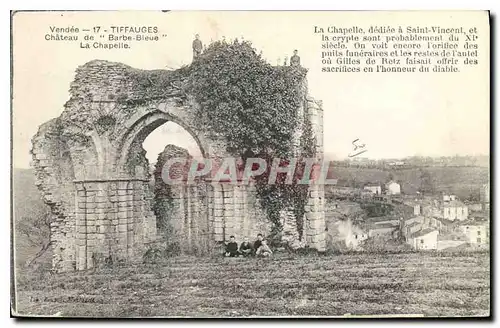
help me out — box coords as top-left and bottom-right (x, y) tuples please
(12, 11), (490, 168)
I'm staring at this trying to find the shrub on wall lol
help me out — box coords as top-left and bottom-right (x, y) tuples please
(185, 40), (307, 158)
(184, 40), (312, 242)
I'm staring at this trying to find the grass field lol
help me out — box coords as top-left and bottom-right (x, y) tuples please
(13, 252), (490, 318)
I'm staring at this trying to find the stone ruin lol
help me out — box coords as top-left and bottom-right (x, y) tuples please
(31, 60), (327, 272)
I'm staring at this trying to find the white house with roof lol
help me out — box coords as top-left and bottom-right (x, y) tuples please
(364, 184), (381, 195)
(406, 228), (439, 250)
(443, 200), (469, 221)
(443, 194), (457, 201)
(459, 221), (489, 248)
(421, 197), (469, 221)
(327, 218), (368, 251)
(385, 180), (401, 195)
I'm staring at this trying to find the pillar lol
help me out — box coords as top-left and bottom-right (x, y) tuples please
(210, 183), (224, 241)
(72, 178), (156, 271)
(304, 184), (326, 251)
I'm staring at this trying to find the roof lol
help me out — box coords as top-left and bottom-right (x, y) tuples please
(411, 228), (438, 238)
(432, 217), (456, 226)
(406, 221), (421, 229)
(367, 215), (400, 223)
(364, 184), (381, 188)
(470, 212), (489, 219)
(459, 219), (489, 227)
(369, 223), (397, 230)
(444, 200), (466, 207)
(385, 180), (400, 186)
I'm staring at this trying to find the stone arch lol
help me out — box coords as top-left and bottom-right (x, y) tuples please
(112, 105), (223, 256)
(115, 108), (210, 176)
(31, 60), (327, 272)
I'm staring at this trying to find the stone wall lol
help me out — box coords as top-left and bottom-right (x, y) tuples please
(302, 96), (326, 251)
(31, 118), (78, 271)
(31, 59), (327, 272)
(166, 182), (210, 254)
(166, 182), (269, 248)
(207, 183), (269, 242)
(72, 179), (156, 270)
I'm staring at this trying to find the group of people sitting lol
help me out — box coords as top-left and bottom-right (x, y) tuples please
(224, 234), (273, 258)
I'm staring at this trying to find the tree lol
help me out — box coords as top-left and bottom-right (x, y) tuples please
(418, 169), (435, 195)
(185, 40), (307, 158)
(16, 209), (52, 267)
(184, 40), (310, 242)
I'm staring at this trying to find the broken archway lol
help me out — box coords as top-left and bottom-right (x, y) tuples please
(31, 60), (327, 272)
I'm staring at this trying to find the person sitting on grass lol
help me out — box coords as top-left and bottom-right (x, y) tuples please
(224, 235), (240, 257)
(255, 239), (273, 257)
(239, 237), (253, 257)
(253, 233), (264, 255)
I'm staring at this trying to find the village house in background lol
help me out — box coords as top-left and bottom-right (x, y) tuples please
(459, 220), (490, 248)
(325, 172), (490, 252)
(406, 228), (439, 250)
(480, 183), (490, 211)
(416, 195), (469, 221)
(364, 183), (381, 195)
(443, 199), (469, 221)
(385, 180), (401, 195)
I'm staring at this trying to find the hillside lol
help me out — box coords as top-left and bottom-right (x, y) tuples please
(12, 168), (491, 317)
(329, 166), (489, 199)
(13, 164), (490, 268)
(12, 169), (52, 268)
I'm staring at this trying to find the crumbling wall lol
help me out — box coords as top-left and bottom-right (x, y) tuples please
(30, 60), (193, 272)
(207, 183), (269, 243)
(303, 97), (326, 251)
(31, 118), (77, 271)
(32, 59), (327, 272)
(153, 143), (270, 251)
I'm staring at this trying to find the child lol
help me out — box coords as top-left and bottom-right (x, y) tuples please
(253, 233), (264, 255)
(239, 237), (253, 257)
(224, 235), (239, 257)
(255, 239), (273, 257)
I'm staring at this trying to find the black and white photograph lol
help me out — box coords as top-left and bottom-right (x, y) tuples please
(10, 10), (491, 318)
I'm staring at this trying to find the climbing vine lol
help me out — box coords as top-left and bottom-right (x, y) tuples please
(185, 40), (307, 157)
(184, 40), (313, 242)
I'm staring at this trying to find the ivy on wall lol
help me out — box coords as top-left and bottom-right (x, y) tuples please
(185, 40), (307, 158)
(69, 42), (316, 242)
(184, 40), (314, 242)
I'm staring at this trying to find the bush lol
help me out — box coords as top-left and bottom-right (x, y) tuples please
(142, 241), (182, 264)
(186, 40), (307, 158)
(185, 41), (311, 241)
(15, 264), (54, 291)
(361, 238), (415, 253)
